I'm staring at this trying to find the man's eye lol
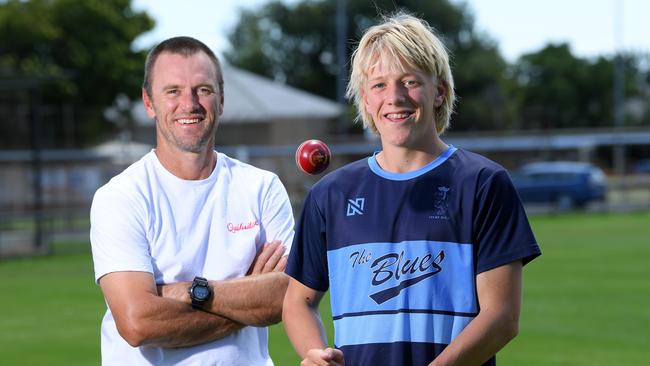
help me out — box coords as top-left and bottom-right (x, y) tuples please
(166, 89), (179, 95)
(198, 87), (213, 95)
(372, 83), (385, 89)
(404, 80), (419, 87)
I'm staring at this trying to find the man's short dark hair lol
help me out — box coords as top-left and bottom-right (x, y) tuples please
(142, 36), (223, 97)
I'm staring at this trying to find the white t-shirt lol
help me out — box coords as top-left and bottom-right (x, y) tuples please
(90, 151), (295, 366)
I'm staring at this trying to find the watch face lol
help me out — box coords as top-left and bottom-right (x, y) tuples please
(193, 286), (210, 300)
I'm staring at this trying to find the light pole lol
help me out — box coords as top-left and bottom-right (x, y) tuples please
(613, 0), (625, 178)
(336, 0), (348, 136)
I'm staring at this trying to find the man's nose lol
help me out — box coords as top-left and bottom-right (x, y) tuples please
(179, 90), (200, 111)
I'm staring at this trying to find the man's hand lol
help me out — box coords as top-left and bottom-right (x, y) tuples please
(247, 239), (287, 275)
(301, 347), (345, 366)
(157, 240), (289, 326)
(159, 240), (286, 301)
(100, 271), (242, 348)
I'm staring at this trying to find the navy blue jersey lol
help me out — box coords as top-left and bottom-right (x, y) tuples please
(286, 146), (541, 366)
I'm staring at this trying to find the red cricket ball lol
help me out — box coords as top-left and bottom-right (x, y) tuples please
(295, 139), (331, 175)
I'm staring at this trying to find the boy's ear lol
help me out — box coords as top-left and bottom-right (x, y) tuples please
(434, 82), (446, 108)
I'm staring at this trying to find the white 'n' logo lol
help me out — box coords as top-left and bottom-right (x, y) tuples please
(346, 198), (365, 216)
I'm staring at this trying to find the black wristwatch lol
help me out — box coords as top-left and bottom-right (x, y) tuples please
(188, 276), (212, 309)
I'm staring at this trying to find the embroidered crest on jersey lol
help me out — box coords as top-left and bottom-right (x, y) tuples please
(430, 186), (450, 220)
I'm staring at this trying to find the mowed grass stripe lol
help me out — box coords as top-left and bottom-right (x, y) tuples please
(0, 212), (648, 365)
(0, 253), (105, 365)
(500, 212), (650, 366)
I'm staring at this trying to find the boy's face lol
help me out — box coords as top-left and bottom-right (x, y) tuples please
(362, 61), (445, 150)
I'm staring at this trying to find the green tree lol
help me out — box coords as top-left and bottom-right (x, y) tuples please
(224, 0), (511, 133)
(0, 0), (154, 148)
(510, 43), (643, 130)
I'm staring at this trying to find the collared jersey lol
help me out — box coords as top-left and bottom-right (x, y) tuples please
(286, 146), (541, 366)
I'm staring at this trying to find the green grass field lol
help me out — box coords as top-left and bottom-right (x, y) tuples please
(0, 211), (648, 365)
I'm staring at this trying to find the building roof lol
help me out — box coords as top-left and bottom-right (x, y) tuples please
(93, 139), (153, 165)
(132, 64), (342, 126)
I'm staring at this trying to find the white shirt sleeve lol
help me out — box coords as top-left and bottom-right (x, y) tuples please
(90, 183), (153, 283)
(259, 174), (295, 255)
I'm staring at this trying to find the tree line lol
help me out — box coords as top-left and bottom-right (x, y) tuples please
(225, 0), (649, 134)
(1, 0), (648, 149)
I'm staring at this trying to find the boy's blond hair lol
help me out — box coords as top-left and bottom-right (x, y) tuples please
(346, 13), (455, 134)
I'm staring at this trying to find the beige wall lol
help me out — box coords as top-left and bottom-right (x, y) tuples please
(215, 118), (335, 146)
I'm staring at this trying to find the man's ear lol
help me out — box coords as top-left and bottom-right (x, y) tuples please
(142, 88), (156, 119)
(218, 91), (224, 116)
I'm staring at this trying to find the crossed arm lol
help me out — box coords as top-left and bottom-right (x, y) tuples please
(282, 260), (523, 366)
(99, 240), (289, 348)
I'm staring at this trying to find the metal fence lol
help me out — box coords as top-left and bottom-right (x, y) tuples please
(1, 136), (649, 258)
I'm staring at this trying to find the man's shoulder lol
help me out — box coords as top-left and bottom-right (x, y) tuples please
(216, 153), (289, 200)
(218, 152), (281, 182)
(93, 152), (155, 202)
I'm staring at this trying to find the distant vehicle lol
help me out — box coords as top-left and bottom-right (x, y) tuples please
(633, 159), (650, 174)
(510, 161), (607, 209)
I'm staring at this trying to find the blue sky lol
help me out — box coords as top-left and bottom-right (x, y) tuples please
(131, 0), (649, 62)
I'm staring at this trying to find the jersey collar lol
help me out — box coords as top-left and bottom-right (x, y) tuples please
(368, 145), (457, 181)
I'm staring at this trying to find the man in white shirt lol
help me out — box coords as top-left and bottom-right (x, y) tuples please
(90, 36), (294, 365)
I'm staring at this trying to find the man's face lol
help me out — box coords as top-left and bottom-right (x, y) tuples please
(143, 51), (223, 154)
(362, 62), (444, 150)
